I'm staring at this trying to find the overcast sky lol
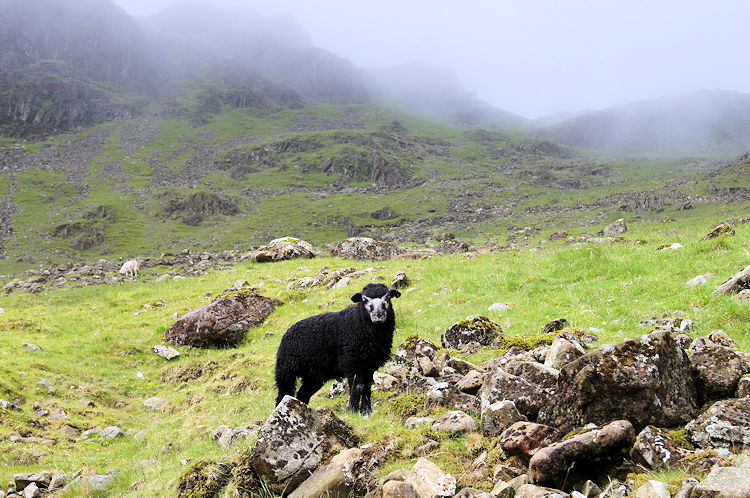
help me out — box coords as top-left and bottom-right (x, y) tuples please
(112, 0), (750, 119)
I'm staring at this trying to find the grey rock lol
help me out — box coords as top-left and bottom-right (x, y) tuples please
(544, 336), (586, 370)
(100, 426), (123, 440)
(22, 483), (41, 498)
(404, 417), (435, 429)
(686, 398), (750, 452)
(712, 264), (750, 295)
(81, 427), (102, 439)
(686, 273), (714, 287)
(211, 424), (258, 450)
(499, 421), (561, 460)
(690, 467), (750, 497)
(250, 237), (316, 263)
(152, 344), (180, 360)
(407, 458), (456, 498)
(21, 343), (42, 352)
(603, 219), (627, 236)
(329, 237), (402, 261)
(481, 400), (527, 438)
(690, 342), (749, 402)
(456, 370), (484, 395)
(634, 480), (670, 498)
(432, 410), (478, 435)
(453, 488), (494, 497)
(251, 396), (358, 494)
(143, 397), (167, 411)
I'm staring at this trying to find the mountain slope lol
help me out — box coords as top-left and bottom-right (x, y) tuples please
(0, 0), (153, 136)
(543, 90), (750, 158)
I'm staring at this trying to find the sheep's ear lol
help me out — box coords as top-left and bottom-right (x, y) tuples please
(389, 289), (401, 299)
(351, 292), (363, 303)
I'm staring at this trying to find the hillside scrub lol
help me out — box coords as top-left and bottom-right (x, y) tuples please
(1, 222), (750, 495)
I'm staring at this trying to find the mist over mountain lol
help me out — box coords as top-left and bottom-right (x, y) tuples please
(370, 64), (530, 131)
(543, 90), (750, 158)
(0, 0), (153, 135)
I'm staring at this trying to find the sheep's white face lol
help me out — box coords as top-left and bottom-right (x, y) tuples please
(362, 295), (390, 324)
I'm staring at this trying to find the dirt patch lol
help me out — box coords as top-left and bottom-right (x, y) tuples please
(161, 360), (218, 383)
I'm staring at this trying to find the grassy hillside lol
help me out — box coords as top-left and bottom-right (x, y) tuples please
(4, 100), (747, 276)
(1, 218), (749, 495)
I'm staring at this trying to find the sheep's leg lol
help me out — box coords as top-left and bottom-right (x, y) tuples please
(296, 375), (325, 405)
(359, 372), (374, 415)
(348, 374), (363, 413)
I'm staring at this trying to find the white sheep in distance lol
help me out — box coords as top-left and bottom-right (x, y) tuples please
(119, 259), (139, 278)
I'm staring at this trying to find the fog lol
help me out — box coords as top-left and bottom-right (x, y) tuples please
(113, 0), (750, 119)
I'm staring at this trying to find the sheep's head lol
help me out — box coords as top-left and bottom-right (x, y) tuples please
(352, 283), (401, 324)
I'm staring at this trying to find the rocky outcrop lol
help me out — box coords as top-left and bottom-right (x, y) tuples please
(538, 329), (697, 432)
(712, 264), (750, 295)
(164, 289), (278, 347)
(329, 237), (403, 261)
(248, 237), (316, 263)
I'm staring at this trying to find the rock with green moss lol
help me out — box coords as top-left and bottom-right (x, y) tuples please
(538, 329), (697, 433)
(164, 289), (277, 347)
(249, 237), (316, 263)
(701, 222), (735, 241)
(442, 315), (502, 349)
(395, 335), (439, 364)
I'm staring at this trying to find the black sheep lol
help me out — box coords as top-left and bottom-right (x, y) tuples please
(275, 282), (401, 414)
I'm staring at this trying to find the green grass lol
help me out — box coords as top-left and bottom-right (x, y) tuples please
(1, 221), (749, 495)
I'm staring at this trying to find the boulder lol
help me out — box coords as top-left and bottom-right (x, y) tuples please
(629, 425), (690, 470)
(686, 273), (714, 288)
(499, 422), (562, 460)
(479, 367), (552, 421)
(251, 396), (359, 494)
(288, 446), (383, 498)
(442, 315), (502, 349)
(712, 264), (750, 295)
(143, 397), (167, 411)
(634, 480), (670, 498)
(100, 426), (123, 440)
(690, 467), (750, 498)
(541, 318), (569, 334)
(701, 222), (735, 241)
(404, 417), (435, 429)
(453, 488), (494, 498)
(686, 398), (750, 452)
(690, 342), (749, 402)
(407, 458), (456, 498)
(538, 329), (698, 433)
(329, 237), (402, 261)
(164, 290), (277, 347)
(528, 420), (636, 490)
(250, 237), (316, 263)
(432, 410), (478, 435)
(603, 219), (627, 236)
(481, 400), (528, 438)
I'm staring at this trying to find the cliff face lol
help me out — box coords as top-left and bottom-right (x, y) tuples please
(0, 0), (153, 136)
